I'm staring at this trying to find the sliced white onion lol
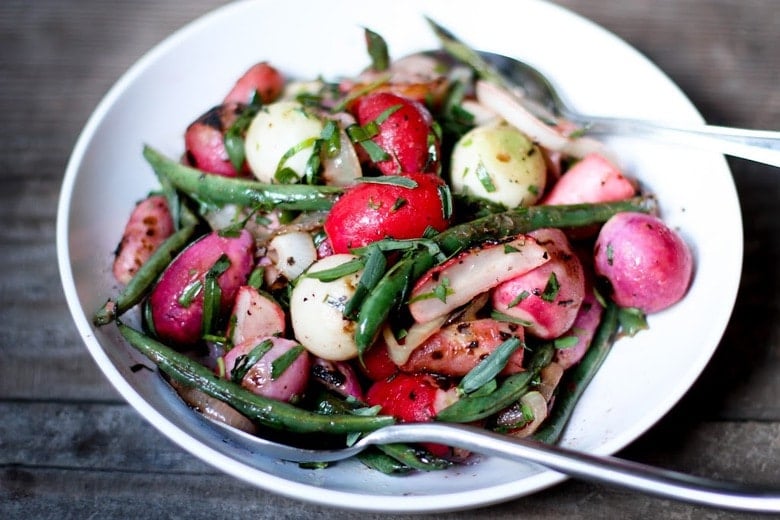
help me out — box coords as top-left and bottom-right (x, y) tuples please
(321, 128), (362, 186)
(475, 80), (607, 159)
(267, 231), (317, 281)
(381, 315), (448, 366)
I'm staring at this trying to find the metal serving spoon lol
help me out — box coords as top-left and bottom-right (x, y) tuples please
(214, 420), (780, 513)
(428, 19), (780, 168)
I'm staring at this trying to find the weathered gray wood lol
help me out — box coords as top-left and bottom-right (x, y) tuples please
(1, 0), (778, 517)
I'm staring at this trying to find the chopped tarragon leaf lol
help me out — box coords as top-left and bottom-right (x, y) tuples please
(246, 266), (265, 289)
(359, 139), (389, 163)
(475, 161), (497, 192)
(305, 258), (365, 282)
(541, 272), (560, 302)
(553, 335), (579, 349)
(202, 255), (231, 336)
(407, 277), (453, 304)
(224, 100), (261, 170)
(320, 119), (341, 158)
(274, 135), (319, 183)
(364, 27), (390, 72)
(274, 166), (300, 184)
(271, 344), (306, 379)
(390, 197), (407, 212)
(433, 277), (453, 302)
(332, 74), (391, 113)
(606, 242), (615, 266)
(438, 183), (453, 220)
(490, 310), (533, 327)
(230, 339), (273, 383)
(356, 175), (419, 189)
(618, 307), (649, 337)
(177, 279), (202, 308)
(507, 290), (530, 308)
(459, 337), (522, 395)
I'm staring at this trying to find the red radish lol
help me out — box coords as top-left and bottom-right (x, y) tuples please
(408, 234), (549, 323)
(323, 173), (450, 254)
(147, 230), (254, 347)
(222, 336), (310, 403)
(401, 319), (525, 377)
(360, 341), (399, 381)
(366, 373), (458, 457)
(542, 153), (636, 205)
(184, 102), (249, 177)
(554, 286), (604, 369)
(594, 212), (693, 313)
(492, 228), (585, 339)
(228, 286), (286, 346)
(112, 195), (174, 285)
(350, 91), (440, 175)
(223, 62), (284, 105)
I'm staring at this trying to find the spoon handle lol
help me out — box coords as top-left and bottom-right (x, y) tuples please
(368, 423), (780, 513)
(582, 116), (780, 167)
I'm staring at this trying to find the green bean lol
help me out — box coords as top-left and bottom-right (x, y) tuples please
(354, 249), (436, 354)
(533, 302), (620, 444)
(93, 225), (198, 326)
(435, 343), (554, 423)
(435, 197), (657, 257)
(143, 145), (343, 211)
(117, 322), (395, 434)
(376, 443), (453, 471)
(356, 449), (413, 475)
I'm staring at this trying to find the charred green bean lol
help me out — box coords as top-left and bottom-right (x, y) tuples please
(118, 322), (395, 434)
(93, 225), (198, 326)
(143, 145), (342, 211)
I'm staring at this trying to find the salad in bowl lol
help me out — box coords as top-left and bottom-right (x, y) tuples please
(58, 0), (741, 511)
(93, 22), (693, 472)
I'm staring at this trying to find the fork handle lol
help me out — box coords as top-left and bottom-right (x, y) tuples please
(581, 116), (780, 168)
(368, 423), (780, 513)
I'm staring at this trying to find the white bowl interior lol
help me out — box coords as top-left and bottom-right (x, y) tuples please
(57, 0), (742, 512)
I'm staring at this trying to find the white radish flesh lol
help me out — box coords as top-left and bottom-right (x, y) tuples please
(229, 285), (286, 346)
(244, 100), (324, 183)
(267, 231), (317, 281)
(289, 254), (362, 361)
(409, 234), (549, 324)
(450, 122), (547, 208)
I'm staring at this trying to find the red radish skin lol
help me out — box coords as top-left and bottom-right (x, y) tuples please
(228, 286), (286, 346)
(554, 286), (604, 369)
(360, 341), (399, 382)
(148, 230), (255, 347)
(112, 195), (174, 285)
(366, 373), (458, 457)
(351, 92), (440, 175)
(223, 62), (284, 105)
(594, 212), (693, 313)
(184, 102), (249, 177)
(492, 228), (586, 339)
(222, 336), (310, 402)
(401, 319), (525, 377)
(542, 153), (636, 205)
(323, 172), (450, 254)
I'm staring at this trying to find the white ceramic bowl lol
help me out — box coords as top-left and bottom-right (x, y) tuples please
(57, 0), (742, 513)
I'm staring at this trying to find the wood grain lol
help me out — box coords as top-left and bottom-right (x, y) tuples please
(1, 1), (778, 518)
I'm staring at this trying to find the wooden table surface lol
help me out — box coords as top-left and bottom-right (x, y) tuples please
(1, 1), (778, 518)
